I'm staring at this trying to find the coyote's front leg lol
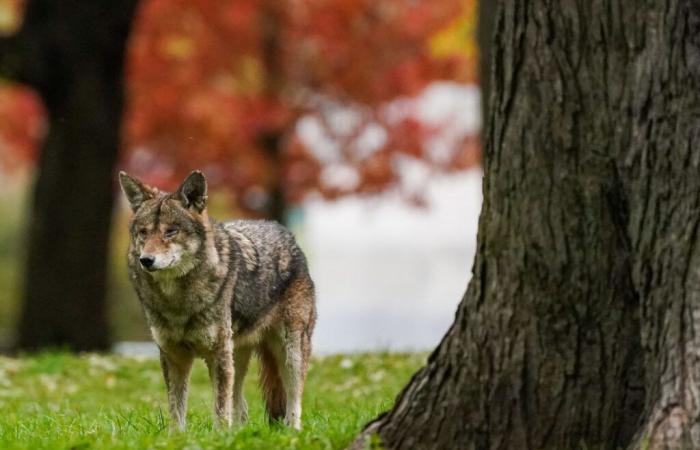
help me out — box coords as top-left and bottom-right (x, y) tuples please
(233, 346), (252, 425)
(206, 329), (234, 428)
(160, 347), (194, 432)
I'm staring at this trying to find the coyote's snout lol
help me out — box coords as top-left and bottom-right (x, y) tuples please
(119, 170), (317, 431)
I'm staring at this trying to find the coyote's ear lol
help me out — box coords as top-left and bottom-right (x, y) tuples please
(119, 171), (155, 212)
(175, 170), (207, 212)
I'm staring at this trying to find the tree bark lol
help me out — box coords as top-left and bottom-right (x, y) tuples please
(624, 2), (700, 447)
(353, 1), (700, 449)
(14, 0), (138, 351)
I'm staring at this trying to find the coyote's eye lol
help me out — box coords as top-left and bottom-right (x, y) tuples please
(138, 228), (148, 239)
(164, 227), (179, 238)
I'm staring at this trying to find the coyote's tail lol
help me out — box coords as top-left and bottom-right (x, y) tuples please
(258, 343), (286, 422)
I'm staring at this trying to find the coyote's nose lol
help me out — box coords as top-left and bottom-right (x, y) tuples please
(140, 256), (155, 269)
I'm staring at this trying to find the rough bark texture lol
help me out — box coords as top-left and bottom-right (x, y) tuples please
(353, 1), (700, 449)
(626, 2), (700, 447)
(11, 0), (138, 351)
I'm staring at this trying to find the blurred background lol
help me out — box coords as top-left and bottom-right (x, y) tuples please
(0, 0), (488, 354)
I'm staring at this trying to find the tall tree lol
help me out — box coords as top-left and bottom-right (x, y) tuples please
(0, 0), (138, 351)
(353, 1), (700, 449)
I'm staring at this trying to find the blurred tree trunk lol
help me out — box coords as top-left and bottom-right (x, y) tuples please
(0, 0), (138, 351)
(260, 0), (288, 225)
(353, 1), (700, 449)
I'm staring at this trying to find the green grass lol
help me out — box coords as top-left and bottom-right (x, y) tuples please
(0, 352), (424, 449)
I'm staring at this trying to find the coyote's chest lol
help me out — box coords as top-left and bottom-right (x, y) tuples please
(144, 282), (232, 355)
(150, 319), (220, 355)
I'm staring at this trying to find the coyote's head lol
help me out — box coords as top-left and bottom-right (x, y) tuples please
(119, 170), (209, 277)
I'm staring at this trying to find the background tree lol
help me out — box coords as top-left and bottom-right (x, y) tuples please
(0, 0), (138, 351)
(354, 1), (700, 449)
(123, 0), (479, 222)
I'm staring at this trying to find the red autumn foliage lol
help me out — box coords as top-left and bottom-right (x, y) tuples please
(124, 0), (478, 214)
(0, 83), (45, 171)
(0, 0), (478, 212)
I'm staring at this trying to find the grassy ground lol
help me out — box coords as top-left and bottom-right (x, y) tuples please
(0, 351), (424, 449)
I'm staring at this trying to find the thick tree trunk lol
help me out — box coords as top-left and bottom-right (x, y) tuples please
(353, 1), (700, 449)
(13, 0), (138, 351)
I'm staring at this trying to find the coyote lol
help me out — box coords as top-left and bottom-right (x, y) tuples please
(119, 170), (317, 431)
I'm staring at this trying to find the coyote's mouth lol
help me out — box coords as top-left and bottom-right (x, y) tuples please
(146, 255), (196, 278)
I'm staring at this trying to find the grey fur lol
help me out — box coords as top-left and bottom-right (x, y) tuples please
(120, 171), (317, 431)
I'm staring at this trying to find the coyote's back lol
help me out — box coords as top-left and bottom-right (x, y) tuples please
(223, 220), (315, 337)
